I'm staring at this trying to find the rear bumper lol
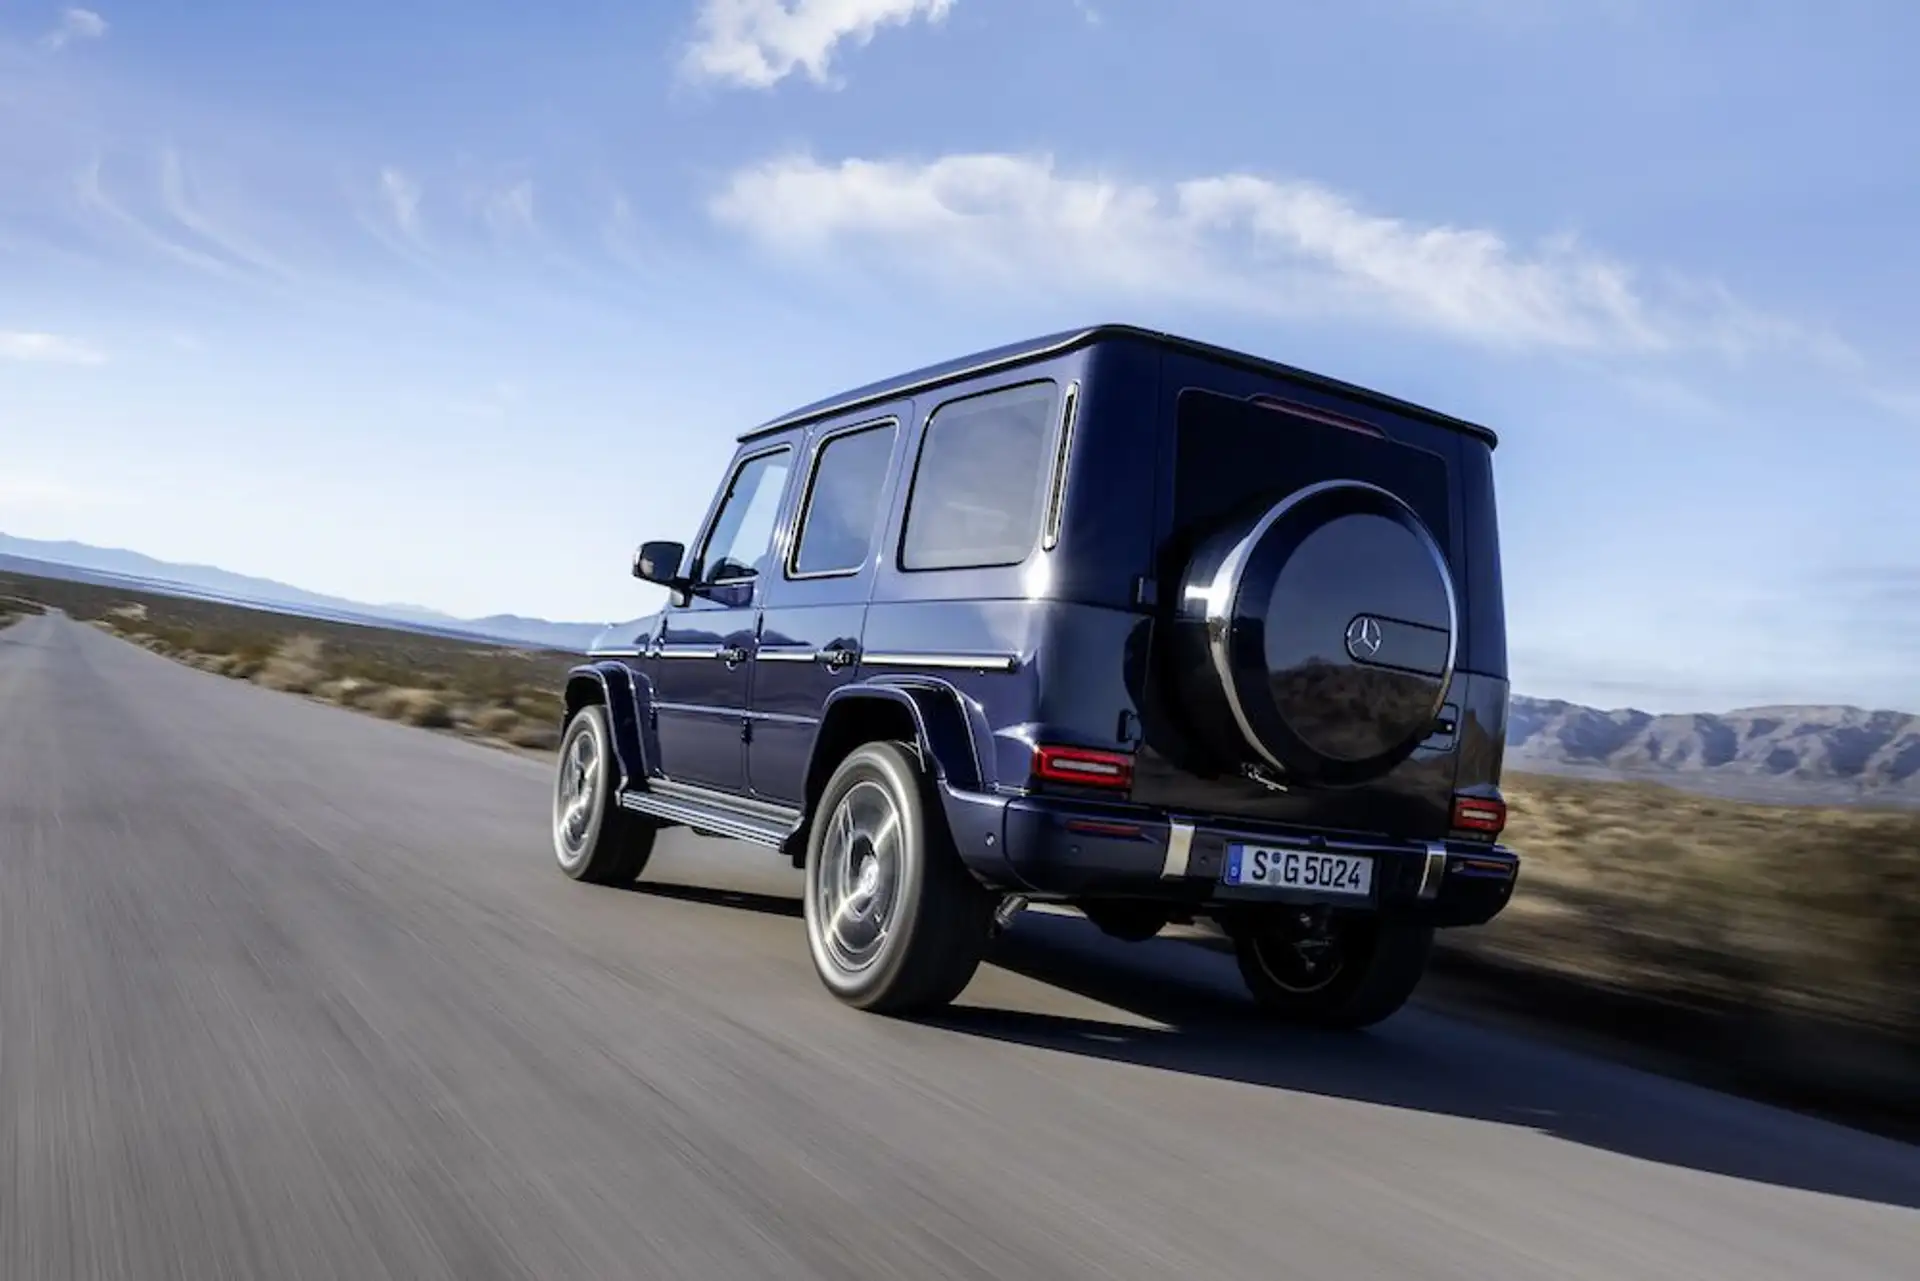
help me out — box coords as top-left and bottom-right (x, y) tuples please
(942, 785), (1519, 929)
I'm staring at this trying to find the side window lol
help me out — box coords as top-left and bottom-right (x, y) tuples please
(790, 420), (898, 577)
(696, 448), (792, 585)
(900, 381), (1059, 572)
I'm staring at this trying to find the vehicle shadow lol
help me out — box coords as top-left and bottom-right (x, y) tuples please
(629, 879), (1920, 1210)
(627, 879), (803, 918)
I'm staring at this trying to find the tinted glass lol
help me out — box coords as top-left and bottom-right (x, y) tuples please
(1171, 389), (1453, 555)
(699, 449), (791, 583)
(792, 422), (898, 576)
(901, 381), (1059, 571)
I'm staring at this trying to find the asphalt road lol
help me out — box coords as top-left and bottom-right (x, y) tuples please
(3, 610), (1917, 1281)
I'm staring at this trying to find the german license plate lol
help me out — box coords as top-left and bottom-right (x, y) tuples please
(1223, 844), (1374, 896)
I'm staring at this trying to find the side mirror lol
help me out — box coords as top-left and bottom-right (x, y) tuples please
(632, 540), (687, 589)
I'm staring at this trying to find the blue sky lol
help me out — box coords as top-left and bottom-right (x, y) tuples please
(2, 0), (1916, 713)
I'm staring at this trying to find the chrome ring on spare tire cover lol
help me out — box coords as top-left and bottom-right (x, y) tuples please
(1182, 479), (1459, 787)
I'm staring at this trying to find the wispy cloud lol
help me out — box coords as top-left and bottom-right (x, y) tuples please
(378, 167), (424, 241)
(0, 330), (106, 364)
(39, 7), (108, 52)
(74, 154), (258, 284)
(1867, 386), (1920, 422)
(710, 150), (1854, 363)
(153, 147), (305, 283)
(682, 0), (954, 90)
(481, 179), (537, 238)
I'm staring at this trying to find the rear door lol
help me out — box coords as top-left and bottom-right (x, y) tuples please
(747, 406), (909, 806)
(1133, 350), (1470, 837)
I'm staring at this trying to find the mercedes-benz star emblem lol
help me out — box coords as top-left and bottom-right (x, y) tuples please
(1346, 615), (1383, 659)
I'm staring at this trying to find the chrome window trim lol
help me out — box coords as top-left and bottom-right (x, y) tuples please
(1041, 379), (1079, 553)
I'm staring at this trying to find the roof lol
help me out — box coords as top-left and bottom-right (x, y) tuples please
(739, 323), (1500, 448)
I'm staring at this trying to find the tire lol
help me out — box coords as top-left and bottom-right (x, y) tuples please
(551, 703), (656, 886)
(1230, 913), (1433, 1030)
(802, 740), (995, 1015)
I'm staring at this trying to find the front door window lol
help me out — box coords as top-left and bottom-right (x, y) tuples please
(699, 450), (792, 586)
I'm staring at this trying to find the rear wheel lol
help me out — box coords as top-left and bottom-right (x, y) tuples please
(1228, 910), (1433, 1029)
(552, 703), (656, 886)
(803, 740), (995, 1015)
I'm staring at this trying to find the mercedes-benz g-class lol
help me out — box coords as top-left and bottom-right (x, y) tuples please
(551, 323), (1520, 1026)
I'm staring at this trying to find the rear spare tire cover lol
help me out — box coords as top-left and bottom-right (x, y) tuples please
(1173, 480), (1458, 787)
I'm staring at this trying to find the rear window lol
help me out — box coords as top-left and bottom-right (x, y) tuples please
(1167, 384), (1515, 670)
(1170, 388), (1454, 556)
(900, 381), (1060, 571)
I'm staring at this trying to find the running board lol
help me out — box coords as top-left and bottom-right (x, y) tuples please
(617, 784), (800, 850)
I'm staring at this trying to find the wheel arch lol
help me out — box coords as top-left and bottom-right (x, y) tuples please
(783, 680), (990, 864)
(562, 662), (652, 791)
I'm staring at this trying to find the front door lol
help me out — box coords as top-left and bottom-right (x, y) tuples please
(651, 442), (794, 795)
(749, 409), (907, 805)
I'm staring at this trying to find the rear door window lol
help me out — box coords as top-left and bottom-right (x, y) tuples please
(789, 419), (899, 577)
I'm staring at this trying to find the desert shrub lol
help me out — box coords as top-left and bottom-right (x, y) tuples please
(366, 687), (455, 728)
(473, 706), (522, 736)
(506, 720), (561, 750)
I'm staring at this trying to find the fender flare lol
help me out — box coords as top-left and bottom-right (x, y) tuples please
(563, 662), (654, 791)
(812, 677), (995, 795)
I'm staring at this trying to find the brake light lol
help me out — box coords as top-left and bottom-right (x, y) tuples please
(1451, 795), (1507, 836)
(1032, 744), (1135, 790)
(1247, 394), (1386, 438)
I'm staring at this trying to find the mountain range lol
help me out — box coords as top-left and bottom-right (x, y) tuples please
(5, 534), (1916, 808)
(0, 534), (611, 653)
(1505, 695), (1920, 808)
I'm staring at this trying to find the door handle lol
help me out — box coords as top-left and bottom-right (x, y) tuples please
(819, 644), (859, 671)
(718, 644), (750, 667)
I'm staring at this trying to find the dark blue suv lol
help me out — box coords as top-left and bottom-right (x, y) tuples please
(551, 324), (1520, 1026)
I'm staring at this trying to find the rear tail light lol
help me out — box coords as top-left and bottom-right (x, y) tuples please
(1032, 744), (1135, 791)
(1451, 794), (1507, 836)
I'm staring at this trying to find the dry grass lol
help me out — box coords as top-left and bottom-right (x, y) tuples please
(0, 568), (576, 752)
(0, 592), (44, 627)
(1468, 771), (1920, 1046)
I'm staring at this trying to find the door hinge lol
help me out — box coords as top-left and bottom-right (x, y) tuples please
(740, 718), (753, 744)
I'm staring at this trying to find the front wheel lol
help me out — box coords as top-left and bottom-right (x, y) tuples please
(803, 740), (995, 1015)
(552, 703), (656, 886)
(1228, 910), (1433, 1029)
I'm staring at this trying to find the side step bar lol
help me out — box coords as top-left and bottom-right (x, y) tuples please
(617, 781), (801, 851)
